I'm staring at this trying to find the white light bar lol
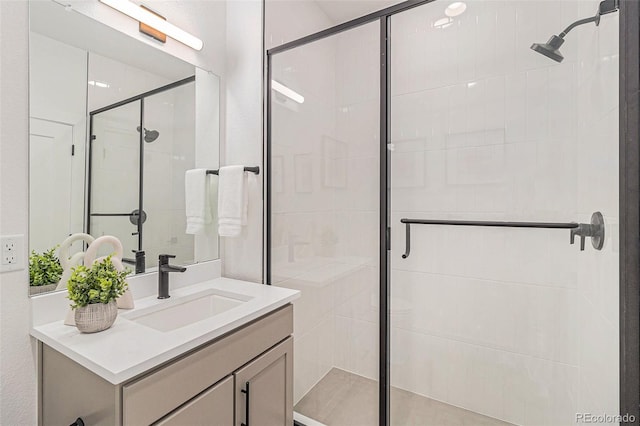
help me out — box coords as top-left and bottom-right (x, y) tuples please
(271, 80), (305, 104)
(99, 0), (203, 51)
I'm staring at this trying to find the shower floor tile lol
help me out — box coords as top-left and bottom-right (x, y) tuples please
(295, 368), (513, 426)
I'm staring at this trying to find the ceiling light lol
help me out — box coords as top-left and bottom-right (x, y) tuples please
(272, 80), (304, 104)
(434, 17), (454, 29)
(99, 0), (203, 51)
(445, 2), (467, 17)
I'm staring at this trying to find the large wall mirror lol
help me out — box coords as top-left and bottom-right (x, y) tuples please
(29, 0), (220, 296)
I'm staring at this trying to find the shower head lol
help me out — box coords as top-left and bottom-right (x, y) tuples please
(136, 126), (160, 143)
(530, 0), (618, 63)
(531, 35), (565, 63)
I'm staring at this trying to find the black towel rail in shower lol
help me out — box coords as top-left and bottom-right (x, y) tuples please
(399, 211), (605, 258)
(207, 166), (260, 175)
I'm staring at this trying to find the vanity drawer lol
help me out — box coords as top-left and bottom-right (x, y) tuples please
(122, 304), (293, 425)
(154, 376), (233, 426)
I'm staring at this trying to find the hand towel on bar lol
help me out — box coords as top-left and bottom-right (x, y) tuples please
(217, 165), (248, 237)
(185, 169), (212, 235)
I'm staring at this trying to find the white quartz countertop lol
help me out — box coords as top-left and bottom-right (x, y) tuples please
(31, 278), (299, 385)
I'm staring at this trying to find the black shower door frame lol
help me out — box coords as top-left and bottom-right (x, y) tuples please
(264, 1), (640, 424)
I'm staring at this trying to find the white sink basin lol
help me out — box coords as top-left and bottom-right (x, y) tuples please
(126, 290), (250, 332)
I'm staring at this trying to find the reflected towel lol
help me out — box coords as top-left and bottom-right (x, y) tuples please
(185, 169), (212, 235)
(217, 165), (248, 237)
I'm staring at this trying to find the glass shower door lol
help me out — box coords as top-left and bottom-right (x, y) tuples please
(143, 82), (196, 268)
(389, 1), (619, 425)
(269, 21), (381, 424)
(89, 100), (141, 258)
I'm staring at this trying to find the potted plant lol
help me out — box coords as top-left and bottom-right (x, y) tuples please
(67, 255), (129, 333)
(29, 247), (63, 295)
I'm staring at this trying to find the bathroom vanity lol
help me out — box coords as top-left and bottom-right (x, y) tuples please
(31, 276), (299, 426)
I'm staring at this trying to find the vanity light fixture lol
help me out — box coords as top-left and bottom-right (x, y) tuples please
(139, 6), (167, 44)
(98, 0), (204, 51)
(271, 80), (305, 104)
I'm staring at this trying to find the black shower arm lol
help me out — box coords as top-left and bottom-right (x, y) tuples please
(559, 15), (600, 38)
(559, 0), (619, 39)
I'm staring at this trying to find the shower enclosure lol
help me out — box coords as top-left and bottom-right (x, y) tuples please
(268, 0), (639, 425)
(88, 76), (196, 269)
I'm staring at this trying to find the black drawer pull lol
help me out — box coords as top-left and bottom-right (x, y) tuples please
(241, 381), (250, 426)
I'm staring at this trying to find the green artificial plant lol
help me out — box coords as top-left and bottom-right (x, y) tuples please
(67, 255), (129, 309)
(29, 247), (63, 287)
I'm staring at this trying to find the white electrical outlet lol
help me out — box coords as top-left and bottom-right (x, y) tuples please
(0, 234), (24, 272)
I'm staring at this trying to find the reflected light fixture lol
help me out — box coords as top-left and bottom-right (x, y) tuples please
(99, 0), (203, 51)
(88, 80), (110, 88)
(434, 17), (454, 29)
(445, 2), (467, 17)
(272, 80), (305, 104)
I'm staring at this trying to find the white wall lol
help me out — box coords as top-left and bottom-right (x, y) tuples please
(29, 33), (87, 254)
(0, 2), (37, 424)
(265, 0), (332, 50)
(388, 1), (618, 424)
(222, 0), (263, 282)
(195, 67), (221, 262)
(0, 1), (227, 424)
(87, 52), (172, 111)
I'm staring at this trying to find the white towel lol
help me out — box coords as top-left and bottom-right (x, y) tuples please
(185, 169), (212, 235)
(217, 165), (248, 237)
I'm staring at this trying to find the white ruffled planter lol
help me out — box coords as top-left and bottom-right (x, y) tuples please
(74, 301), (118, 333)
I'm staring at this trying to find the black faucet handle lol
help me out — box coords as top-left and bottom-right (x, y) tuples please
(159, 254), (177, 264)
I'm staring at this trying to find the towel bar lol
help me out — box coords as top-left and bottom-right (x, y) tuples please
(399, 212), (605, 258)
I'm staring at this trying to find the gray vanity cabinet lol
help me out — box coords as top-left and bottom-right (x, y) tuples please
(39, 305), (293, 426)
(234, 337), (293, 426)
(155, 376), (234, 426)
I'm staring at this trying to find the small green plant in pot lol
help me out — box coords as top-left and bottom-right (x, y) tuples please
(67, 255), (129, 333)
(29, 247), (63, 295)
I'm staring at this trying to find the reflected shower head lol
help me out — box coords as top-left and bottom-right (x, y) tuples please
(531, 35), (565, 63)
(530, 0), (618, 63)
(136, 126), (160, 143)
(144, 129), (159, 143)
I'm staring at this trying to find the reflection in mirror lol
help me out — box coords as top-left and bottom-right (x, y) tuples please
(29, 0), (220, 296)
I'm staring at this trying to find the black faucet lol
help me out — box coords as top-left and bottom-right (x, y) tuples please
(158, 254), (186, 299)
(122, 250), (145, 274)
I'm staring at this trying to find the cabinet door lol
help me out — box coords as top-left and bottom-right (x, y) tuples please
(155, 376), (233, 426)
(234, 337), (293, 426)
